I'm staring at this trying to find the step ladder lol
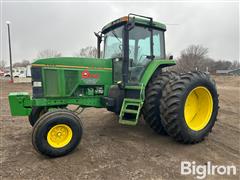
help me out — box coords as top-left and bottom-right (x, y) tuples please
(119, 84), (144, 125)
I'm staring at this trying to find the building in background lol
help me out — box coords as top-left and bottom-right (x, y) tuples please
(3, 66), (31, 78)
(216, 68), (240, 76)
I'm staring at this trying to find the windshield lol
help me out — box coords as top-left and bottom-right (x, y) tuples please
(129, 26), (165, 63)
(103, 26), (123, 58)
(128, 26), (165, 82)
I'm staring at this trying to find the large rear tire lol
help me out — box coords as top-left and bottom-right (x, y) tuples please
(143, 71), (178, 134)
(160, 71), (219, 143)
(32, 109), (83, 157)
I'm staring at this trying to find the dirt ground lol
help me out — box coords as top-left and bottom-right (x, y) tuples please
(0, 76), (239, 180)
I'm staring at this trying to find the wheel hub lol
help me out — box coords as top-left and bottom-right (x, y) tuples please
(47, 124), (73, 148)
(184, 86), (213, 131)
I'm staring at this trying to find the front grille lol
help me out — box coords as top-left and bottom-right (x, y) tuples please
(44, 69), (59, 97)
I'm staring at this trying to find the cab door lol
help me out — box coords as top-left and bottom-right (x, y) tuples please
(128, 26), (165, 83)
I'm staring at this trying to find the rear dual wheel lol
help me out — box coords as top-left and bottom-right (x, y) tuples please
(32, 109), (83, 157)
(143, 71), (178, 134)
(160, 71), (219, 143)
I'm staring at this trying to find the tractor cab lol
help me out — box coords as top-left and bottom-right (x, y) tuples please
(97, 14), (167, 85)
(97, 14), (169, 124)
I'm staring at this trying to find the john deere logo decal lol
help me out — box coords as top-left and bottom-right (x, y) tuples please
(81, 69), (99, 79)
(81, 70), (99, 84)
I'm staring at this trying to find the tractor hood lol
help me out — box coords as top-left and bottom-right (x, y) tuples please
(32, 57), (112, 70)
(31, 57), (113, 98)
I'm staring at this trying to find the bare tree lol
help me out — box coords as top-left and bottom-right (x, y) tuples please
(175, 45), (208, 72)
(75, 46), (98, 58)
(13, 62), (22, 68)
(170, 44), (238, 74)
(37, 49), (62, 59)
(202, 58), (215, 73)
(231, 60), (240, 69)
(212, 60), (233, 71)
(13, 60), (31, 67)
(21, 60), (31, 67)
(0, 60), (6, 69)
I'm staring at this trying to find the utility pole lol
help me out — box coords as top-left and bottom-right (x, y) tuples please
(6, 21), (13, 83)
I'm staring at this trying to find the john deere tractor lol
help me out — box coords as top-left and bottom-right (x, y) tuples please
(9, 14), (219, 157)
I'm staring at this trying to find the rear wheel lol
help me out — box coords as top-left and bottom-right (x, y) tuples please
(143, 71), (178, 134)
(160, 71), (219, 143)
(32, 109), (83, 157)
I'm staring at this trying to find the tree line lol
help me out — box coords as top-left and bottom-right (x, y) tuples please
(1, 45), (239, 74)
(171, 45), (239, 73)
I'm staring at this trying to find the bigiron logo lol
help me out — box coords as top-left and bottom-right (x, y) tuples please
(81, 69), (99, 79)
(181, 161), (237, 179)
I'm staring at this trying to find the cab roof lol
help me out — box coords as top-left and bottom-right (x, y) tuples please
(102, 16), (166, 34)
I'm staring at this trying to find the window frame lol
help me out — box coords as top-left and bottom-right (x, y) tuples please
(127, 24), (166, 62)
(103, 26), (124, 59)
(102, 23), (166, 85)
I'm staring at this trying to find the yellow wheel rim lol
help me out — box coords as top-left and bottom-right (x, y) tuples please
(184, 86), (213, 131)
(47, 124), (73, 148)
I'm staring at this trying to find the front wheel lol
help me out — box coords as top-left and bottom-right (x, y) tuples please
(32, 109), (83, 157)
(28, 107), (47, 126)
(160, 71), (219, 143)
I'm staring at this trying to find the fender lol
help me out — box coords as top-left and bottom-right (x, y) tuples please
(140, 59), (176, 86)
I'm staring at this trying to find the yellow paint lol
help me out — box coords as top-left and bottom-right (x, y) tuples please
(184, 86), (213, 131)
(47, 124), (73, 148)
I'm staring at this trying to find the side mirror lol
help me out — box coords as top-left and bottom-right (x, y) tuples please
(169, 55), (173, 60)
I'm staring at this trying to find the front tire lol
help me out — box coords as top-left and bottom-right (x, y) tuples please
(160, 71), (219, 143)
(28, 107), (47, 126)
(32, 109), (83, 157)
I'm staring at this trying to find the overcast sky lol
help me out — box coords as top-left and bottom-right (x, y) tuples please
(0, 1), (239, 64)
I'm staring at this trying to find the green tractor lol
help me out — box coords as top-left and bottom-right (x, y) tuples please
(8, 14), (219, 157)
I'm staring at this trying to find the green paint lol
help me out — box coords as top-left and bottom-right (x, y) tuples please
(119, 84), (144, 125)
(140, 59), (176, 86)
(33, 57), (112, 68)
(8, 92), (32, 116)
(8, 59), (175, 117)
(9, 92), (105, 116)
(41, 67), (112, 97)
